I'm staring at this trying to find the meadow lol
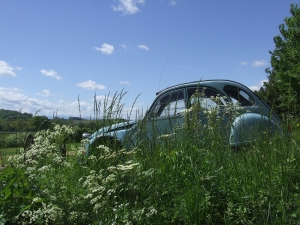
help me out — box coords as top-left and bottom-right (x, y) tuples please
(0, 95), (300, 224)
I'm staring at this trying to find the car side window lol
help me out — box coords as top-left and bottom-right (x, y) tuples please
(188, 87), (225, 110)
(223, 85), (254, 106)
(150, 89), (185, 118)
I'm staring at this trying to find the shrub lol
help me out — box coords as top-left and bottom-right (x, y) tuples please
(4, 133), (26, 148)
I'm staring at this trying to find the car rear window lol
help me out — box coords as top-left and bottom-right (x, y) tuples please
(223, 85), (254, 106)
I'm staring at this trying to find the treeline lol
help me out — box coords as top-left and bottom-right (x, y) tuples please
(0, 109), (86, 132)
(0, 109), (33, 119)
(0, 112), (127, 145)
(0, 114), (63, 132)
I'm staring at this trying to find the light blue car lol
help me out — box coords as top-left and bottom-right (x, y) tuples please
(85, 80), (281, 154)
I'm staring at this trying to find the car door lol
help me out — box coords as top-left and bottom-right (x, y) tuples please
(187, 86), (228, 136)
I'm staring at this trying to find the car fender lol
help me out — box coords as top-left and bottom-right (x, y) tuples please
(85, 121), (137, 155)
(89, 129), (128, 145)
(229, 113), (281, 147)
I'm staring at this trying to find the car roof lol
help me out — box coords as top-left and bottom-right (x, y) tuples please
(156, 79), (250, 96)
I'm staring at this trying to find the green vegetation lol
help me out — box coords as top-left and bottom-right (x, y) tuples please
(0, 109), (33, 120)
(1, 4), (300, 224)
(256, 4), (300, 116)
(0, 147), (21, 167)
(0, 87), (299, 224)
(0, 102), (299, 224)
(0, 108), (126, 134)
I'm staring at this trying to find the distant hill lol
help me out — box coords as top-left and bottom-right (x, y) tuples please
(0, 109), (33, 119)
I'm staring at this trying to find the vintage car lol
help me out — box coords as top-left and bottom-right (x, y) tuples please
(85, 80), (281, 154)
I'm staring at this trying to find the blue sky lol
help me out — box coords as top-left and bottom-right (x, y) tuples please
(0, 0), (293, 119)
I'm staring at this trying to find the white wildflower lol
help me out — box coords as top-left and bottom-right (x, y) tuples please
(88, 155), (97, 162)
(146, 206), (158, 217)
(84, 193), (93, 199)
(90, 195), (102, 204)
(105, 174), (116, 182)
(158, 133), (175, 139)
(32, 197), (42, 204)
(117, 163), (139, 171)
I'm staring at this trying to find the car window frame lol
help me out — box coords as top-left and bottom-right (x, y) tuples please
(187, 86), (226, 111)
(223, 85), (255, 106)
(148, 88), (186, 118)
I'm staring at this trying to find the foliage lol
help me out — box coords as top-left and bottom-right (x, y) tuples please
(3, 133), (26, 148)
(29, 116), (51, 132)
(0, 136), (5, 148)
(0, 167), (36, 224)
(1, 92), (300, 224)
(256, 4), (300, 116)
(1, 125), (143, 224)
(71, 126), (89, 143)
(0, 109), (33, 120)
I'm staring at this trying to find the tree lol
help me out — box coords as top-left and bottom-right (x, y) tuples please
(256, 4), (300, 116)
(29, 116), (51, 131)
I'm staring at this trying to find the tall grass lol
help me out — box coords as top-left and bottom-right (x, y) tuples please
(1, 92), (300, 224)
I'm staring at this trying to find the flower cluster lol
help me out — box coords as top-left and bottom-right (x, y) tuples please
(4, 123), (159, 224)
(18, 202), (63, 224)
(8, 124), (74, 170)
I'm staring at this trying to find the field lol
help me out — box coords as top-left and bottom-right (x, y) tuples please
(1, 105), (300, 224)
(0, 147), (20, 167)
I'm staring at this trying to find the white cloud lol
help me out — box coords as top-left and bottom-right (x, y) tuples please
(248, 79), (267, 91)
(94, 95), (113, 102)
(252, 60), (267, 67)
(94, 43), (114, 55)
(120, 81), (130, 85)
(123, 102), (146, 119)
(240, 62), (248, 66)
(121, 44), (127, 50)
(40, 69), (61, 80)
(0, 60), (18, 77)
(0, 89), (53, 114)
(112, 0), (145, 15)
(170, 0), (177, 5)
(138, 44), (149, 51)
(76, 80), (106, 90)
(0, 87), (145, 119)
(0, 87), (94, 118)
(37, 89), (51, 97)
(0, 87), (21, 92)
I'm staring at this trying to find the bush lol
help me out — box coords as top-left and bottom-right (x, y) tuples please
(71, 126), (89, 143)
(3, 133), (26, 148)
